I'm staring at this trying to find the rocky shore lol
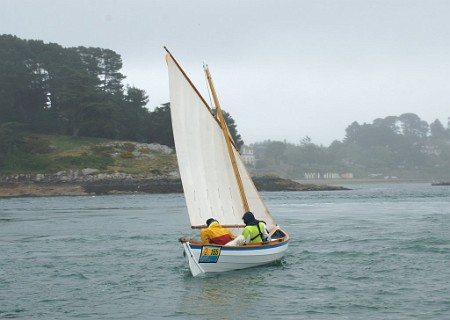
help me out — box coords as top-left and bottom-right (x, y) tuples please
(0, 171), (349, 198)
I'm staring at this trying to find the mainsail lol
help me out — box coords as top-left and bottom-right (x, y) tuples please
(166, 53), (275, 228)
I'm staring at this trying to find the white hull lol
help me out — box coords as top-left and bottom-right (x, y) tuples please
(181, 238), (289, 276)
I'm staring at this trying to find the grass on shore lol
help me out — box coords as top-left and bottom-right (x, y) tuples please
(0, 134), (177, 176)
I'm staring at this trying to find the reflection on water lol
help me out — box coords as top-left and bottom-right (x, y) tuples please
(178, 270), (267, 318)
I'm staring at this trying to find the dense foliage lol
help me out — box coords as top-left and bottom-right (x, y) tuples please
(0, 35), (154, 140)
(0, 35), (243, 168)
(252, 114), (450, 180)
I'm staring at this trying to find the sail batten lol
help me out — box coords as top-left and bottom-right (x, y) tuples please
(167, 53), (275, 228)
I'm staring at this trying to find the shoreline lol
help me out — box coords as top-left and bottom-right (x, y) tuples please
(0, 183), (88, 198)
(0, 178), (434, 198)
(0, 175), (347, 198)
(295, 178), (432, 185)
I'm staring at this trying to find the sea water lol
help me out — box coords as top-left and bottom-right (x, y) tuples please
(1, 183), (449, 319)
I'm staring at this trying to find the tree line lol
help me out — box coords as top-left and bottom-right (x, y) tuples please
(0, 35), (156, 141)
(0, 35), (243, 159)
(252, 113), (450, 180)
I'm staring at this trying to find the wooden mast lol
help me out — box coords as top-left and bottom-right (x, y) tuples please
(204, 64), (250, 213)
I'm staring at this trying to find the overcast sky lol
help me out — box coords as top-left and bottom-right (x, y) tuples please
(2, 0), (450, 145)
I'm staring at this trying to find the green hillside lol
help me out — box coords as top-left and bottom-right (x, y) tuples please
(0, 134), (177, 176)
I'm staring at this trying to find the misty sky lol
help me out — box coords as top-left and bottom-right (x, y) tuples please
(2, 0), (450, 145)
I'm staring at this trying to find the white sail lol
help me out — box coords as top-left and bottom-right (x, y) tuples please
(167, 55), (275, 228)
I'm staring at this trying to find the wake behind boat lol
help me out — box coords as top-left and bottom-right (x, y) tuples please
(165, 48), (289, 277)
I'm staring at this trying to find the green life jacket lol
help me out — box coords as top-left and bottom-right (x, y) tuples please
(244, 222), (268, 243)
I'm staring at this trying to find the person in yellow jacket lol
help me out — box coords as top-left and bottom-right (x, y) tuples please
(200, 218), (236, 245)
(241, 211), (271, 244)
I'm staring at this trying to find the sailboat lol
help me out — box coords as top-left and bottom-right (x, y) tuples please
(165, 48), (289, 277)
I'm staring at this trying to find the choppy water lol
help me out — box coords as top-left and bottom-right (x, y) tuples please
(1, 183), (449, 319)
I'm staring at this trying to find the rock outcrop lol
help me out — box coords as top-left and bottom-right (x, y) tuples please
(251, 175), (350, 191)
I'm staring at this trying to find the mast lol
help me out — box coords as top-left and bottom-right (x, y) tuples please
(204, 64), (250, 212)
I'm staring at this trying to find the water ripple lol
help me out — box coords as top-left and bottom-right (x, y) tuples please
(1, 184), (450, 319)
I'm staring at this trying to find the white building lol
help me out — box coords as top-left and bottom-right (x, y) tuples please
(240, 146), (256, 167)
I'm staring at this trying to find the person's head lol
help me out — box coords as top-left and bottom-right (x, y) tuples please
(242, 211), (257, 225)
(206, 218), (217, 227)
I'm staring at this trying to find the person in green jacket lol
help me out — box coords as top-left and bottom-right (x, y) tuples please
(241, 211), (270, 244)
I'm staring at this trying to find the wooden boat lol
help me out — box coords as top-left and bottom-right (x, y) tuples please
(165, 48), (289, 276)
